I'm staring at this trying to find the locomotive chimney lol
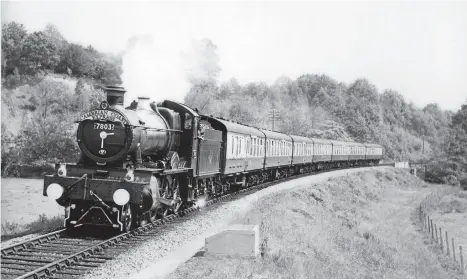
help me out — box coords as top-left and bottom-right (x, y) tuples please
(104, 86), (126, 106)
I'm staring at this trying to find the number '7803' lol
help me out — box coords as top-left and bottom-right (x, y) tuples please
(93, 123), (115, 130)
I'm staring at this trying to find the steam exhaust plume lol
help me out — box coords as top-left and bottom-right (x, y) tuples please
(121, 35), (190, 106)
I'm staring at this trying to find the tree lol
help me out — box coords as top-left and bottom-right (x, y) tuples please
(56, 43), (93, 76)
(20, 31), (60, 75)
(44, 24), (67, 51)
(446, 104), (467, 174)
(1, 22), (28, 77)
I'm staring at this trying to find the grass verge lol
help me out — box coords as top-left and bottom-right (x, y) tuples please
(169, 169), (462, 278)
(1, 214), (63, 242)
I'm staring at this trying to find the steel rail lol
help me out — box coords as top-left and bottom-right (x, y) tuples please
(1, 229), (67, 257)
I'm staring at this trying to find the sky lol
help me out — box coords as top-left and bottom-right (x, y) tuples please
(2, 0), (467, 110)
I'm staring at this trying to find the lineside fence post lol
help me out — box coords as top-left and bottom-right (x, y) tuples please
(453, 238), (456, 263)
(439, 227), (443, 250)
(460, 246), (464, 275)
(446, 231), (450, 256)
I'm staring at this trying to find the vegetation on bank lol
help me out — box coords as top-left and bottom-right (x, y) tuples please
(1, 214), (63, 242)
(169, 169), (463, 278)
(1, 21), (466, 188)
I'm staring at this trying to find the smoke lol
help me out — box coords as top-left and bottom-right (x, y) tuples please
(121, 34), (190, 106)
(195, 195), (207, 209)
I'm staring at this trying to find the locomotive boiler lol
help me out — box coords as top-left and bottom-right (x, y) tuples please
(77, 86), (181, 168)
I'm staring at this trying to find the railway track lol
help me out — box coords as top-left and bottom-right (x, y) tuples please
(1, 164), (393, 279)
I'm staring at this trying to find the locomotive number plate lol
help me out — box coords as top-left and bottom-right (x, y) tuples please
(94, 123), (115, 130)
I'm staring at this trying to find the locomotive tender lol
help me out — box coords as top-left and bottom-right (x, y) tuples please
(43, 86), (383, 232)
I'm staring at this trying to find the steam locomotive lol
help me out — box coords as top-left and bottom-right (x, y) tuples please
(43, 86), (383, 232)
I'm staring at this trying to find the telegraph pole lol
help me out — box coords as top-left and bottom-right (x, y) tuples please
(422, 134), (426, 179)
(268, 108), (280, 131)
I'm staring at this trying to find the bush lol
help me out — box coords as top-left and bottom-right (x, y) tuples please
(424, 159), (459, 184)
(460, 176), (467, 190)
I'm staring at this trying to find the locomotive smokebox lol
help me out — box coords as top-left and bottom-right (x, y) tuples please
(105, 86), (126, 106)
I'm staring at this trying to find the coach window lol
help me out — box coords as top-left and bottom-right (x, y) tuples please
(267, 140), (270, 156)
(253, 138), (256, 157)
(258, 139), (260, 157)
(259, 139), (262, 157)
(260, 139), (263, 157)
(270, 140), (273, 156)
(256, 139), (261, 156)
(234, 136), (237, 158)
(233, 136), (237, 157)
(231, 135), (235, 158)
(238, 136), (241, 157)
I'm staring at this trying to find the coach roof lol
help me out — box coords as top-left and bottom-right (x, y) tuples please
(258, 129), (293, 141)
(209, 117), (264, 137)
(310, 138), (332, 145)
(289, 135), (314, 144)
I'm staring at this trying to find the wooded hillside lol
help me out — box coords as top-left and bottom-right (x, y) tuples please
(1, 24), (465, 187)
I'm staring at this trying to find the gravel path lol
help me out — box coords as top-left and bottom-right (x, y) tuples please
(84, 166), (389, 279)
